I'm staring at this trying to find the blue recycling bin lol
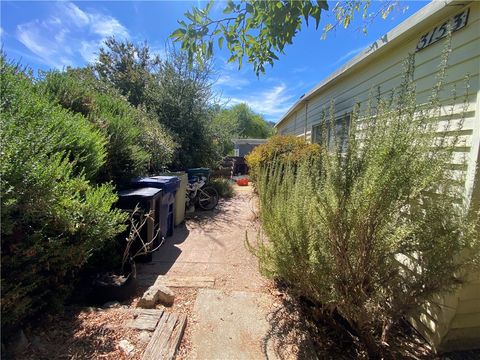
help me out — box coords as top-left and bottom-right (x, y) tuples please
(131, 176), (180, 238)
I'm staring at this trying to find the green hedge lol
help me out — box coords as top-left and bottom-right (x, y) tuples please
(40, 69), (176, 184)
(0, 59), (127, 333)
(245, 135), (321, 182)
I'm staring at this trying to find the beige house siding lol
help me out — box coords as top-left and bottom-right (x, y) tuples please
(276, 0), (480, 352)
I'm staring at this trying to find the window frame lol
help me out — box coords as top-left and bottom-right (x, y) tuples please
(311, 112), (351, 151)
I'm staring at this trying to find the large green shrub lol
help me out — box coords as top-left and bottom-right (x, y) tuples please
(39, 69), (176, 184)
(252, 54), (479, 356)
(246, 135), (321, 182)
(1, 66), (106, 181)
(0, 60), (127, 333)
(94, 39), (221, 169)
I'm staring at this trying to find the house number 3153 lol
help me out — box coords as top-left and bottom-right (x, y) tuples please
(416, 8), (470, 52)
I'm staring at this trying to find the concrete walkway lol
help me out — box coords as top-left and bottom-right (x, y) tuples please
(191, 289), (276, 360)
(137, 185), (281, 359)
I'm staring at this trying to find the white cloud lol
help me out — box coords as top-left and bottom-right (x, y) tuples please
(54, 28), (70, 44)
(80, 40), (101, 63)
(17, 21), (73, 68)
(224, 83), (296, 122)
(89, 14), (129, 38)
(215, 73), (250, 88)
(59, 2), (90, 27)
(213, 60), (251, 90)
(15, 2), (129, 68)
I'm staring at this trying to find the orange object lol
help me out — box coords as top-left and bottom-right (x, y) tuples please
(236, 178), (249, 186)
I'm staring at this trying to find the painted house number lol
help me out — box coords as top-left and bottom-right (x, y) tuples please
(416, 8), (470, 52)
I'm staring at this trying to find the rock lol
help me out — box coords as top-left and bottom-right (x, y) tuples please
(136, 283), (175, 308)
(157, 285), (175, 306)
(102, 301), (121, 309)
(153, 277), (175, 306)
(136, 286), (159, 309)
(137, 331), (151, 344)
(118, 339), (135, 357)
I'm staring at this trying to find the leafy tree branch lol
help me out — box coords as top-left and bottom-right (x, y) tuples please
(172, 0), (398, 75)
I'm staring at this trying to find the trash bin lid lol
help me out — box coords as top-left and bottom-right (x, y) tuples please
(118, 187), (162, 198)
(131, 176), (180, 193)
(117, 187), (162, 209)
(187, 167), (210, 174)
(186, 168), (210, 180)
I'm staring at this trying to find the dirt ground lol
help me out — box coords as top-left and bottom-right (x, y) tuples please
(136, 184), (267, 293)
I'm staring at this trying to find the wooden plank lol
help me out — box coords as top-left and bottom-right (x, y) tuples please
(142, 313), (175, 360)
(164, 314), (187, 360)
(156, 275), (215, 289)
(141, 312), (187, 360)
(126, 309), (164, 331)
(154, 313), (179, 359)
(142, 313), (170, 359)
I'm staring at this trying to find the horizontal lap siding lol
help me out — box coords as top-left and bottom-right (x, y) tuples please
(282, 2), (479, 196)
(280, 3), (479, 133)
(278, 1), (480, 351)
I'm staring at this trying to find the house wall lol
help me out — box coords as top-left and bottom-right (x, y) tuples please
(276, 1), (480, 352)
(235, 143), (258, 157)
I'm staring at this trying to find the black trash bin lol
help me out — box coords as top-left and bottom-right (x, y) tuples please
(117, 187), (162, 262)
(131, 176), (180, 238)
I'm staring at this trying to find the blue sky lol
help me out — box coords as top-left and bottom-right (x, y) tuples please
(1, 1), (427, 122)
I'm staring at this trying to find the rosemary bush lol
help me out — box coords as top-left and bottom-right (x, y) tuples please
(253, 52), (479, 356)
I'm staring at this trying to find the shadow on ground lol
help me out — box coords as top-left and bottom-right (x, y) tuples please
(261, 285), (444, 360)
(5, 307), (121, 360)
(186, 195), (254, 229)
(133, 222), (190, 288)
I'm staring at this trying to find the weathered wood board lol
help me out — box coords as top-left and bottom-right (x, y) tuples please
(126, 309), (164, 331)
(156, 275), (215, 289)
(138, 274), (215, 288)
(141, 312), (187, 360)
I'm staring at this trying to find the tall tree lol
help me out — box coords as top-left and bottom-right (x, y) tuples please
(211, 103), (273, 156)
(213, 103), (273, 139)
(154, 49), (219, 168)
(94, 38), (220, 169)
(95, 37), (160, 107)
